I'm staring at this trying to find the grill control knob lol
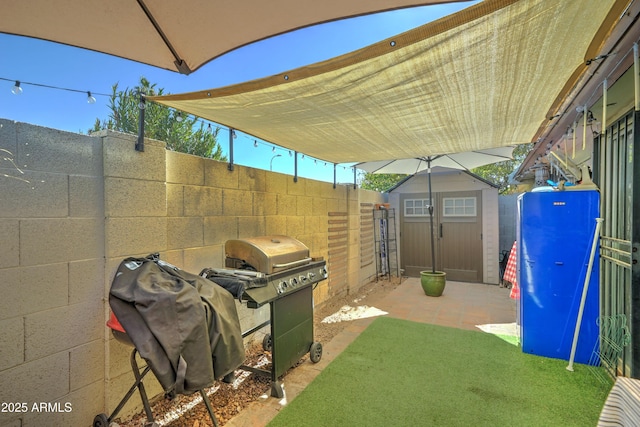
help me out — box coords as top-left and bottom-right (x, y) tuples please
(308, 272), (316, 281)
(300, 275), (307, 283)
(278, 282), (287, 294)
(289, 277), (298, 287)
(320, 267), (328, 278)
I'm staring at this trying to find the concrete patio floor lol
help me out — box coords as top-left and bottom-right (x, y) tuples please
(225, 278), (517, 427)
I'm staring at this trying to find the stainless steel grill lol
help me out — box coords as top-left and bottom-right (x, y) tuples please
(225, 235), (311, 274)
(204, 235), (327, 397)
(224, 235), (327, 308)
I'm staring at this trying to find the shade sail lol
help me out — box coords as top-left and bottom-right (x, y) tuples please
(151, 0), (626, 163)
(2, 0), (462, 74)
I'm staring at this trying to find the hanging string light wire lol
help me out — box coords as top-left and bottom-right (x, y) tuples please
(2, 81), (358, 177)
(0, 76), (110, 99)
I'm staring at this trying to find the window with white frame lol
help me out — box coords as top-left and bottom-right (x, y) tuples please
(404, 199), (431, 217)
(443, 197), (476, 217)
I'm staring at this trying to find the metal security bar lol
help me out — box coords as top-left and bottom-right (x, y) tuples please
(594, 110), (636, 377)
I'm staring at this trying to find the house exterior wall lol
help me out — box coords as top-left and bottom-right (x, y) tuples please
(388, 169), (499, 284)
(481, 187), (500, 284)
(499, 193), (519, 253)
(0, 120), (384, 426)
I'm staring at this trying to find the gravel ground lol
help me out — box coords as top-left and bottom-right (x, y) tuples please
(112, 277), (401, 427)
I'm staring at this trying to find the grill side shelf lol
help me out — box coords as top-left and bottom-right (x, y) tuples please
(244, 285), (278, 308)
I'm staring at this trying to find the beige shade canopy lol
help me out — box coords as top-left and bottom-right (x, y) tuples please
(356, 146), (515, 174)
(2, 0), (464, 74)
(151, 0), (626, 164)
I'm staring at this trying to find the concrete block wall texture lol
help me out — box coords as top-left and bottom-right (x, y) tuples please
(0, 120), (106, 427)
(100, 132), (170, 419)
(0, 122), (384, 426)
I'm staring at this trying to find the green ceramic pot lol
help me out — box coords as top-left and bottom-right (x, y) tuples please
(420, 271), (446, 297)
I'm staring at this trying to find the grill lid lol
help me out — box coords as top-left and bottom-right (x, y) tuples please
(225, 235), (310, 274)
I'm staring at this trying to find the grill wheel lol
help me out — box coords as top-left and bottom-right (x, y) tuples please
(262, 333), (273, 352)
(93, 414), (108, 427)
(310, 342), (323, 363)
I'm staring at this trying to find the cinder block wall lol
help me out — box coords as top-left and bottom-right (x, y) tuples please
(0, 119), (106, 427)
(0, 121), (383, 426)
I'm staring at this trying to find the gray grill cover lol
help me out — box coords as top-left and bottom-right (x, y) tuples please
(109, 256), (245, 394)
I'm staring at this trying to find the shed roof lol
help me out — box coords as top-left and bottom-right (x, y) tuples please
(387, 168), (499, 193)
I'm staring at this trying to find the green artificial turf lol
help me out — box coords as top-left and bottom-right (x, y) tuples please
(268, 317), (612, 427)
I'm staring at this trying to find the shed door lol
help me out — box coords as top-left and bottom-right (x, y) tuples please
(400, 191), (483, 282)
(399, 193), (434, 277)
(439, 191), (483, 282)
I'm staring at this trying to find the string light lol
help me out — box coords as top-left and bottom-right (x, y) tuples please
(1, 79), (345, 177)
(12, 81), (22, 95)
(228, 132), (351, 175)
(1, 77), (109, 102)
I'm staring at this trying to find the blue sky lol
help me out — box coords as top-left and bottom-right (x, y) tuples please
(0, 1), (477, 183)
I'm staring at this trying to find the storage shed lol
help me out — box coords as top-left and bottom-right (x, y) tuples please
(386, 168), (500, 284)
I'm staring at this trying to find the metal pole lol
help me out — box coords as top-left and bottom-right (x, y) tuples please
(270, 154), (281, 171)
(634, 43), (640, 111)
(293, 151), (298, 182)
(353, 166), (357, 189)
(602, 79), (608, 133)
(135, 92), (146, 152)
(567, 217), (603, 371)
(581, 105), (587, 154)
(333, 163), (337, 189)
(427, 158), (436, 274)
(228, 128), (235, 171)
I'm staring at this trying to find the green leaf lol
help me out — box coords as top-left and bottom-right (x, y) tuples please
(90, 77), (226, 160)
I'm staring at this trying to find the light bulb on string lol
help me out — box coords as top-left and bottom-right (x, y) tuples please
(207, 123), (212, 133)
(254, 140), (258, 148)
(12, 81), (22, 95)
(176, 112), (183, 122)
(272, 146), (276, 153)
(86, 91), (96, 104)
(288, 151), (292, 157)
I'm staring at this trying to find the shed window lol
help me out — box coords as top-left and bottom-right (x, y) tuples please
(404, 199), (431, 217)
(443, 197), (476, 217)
